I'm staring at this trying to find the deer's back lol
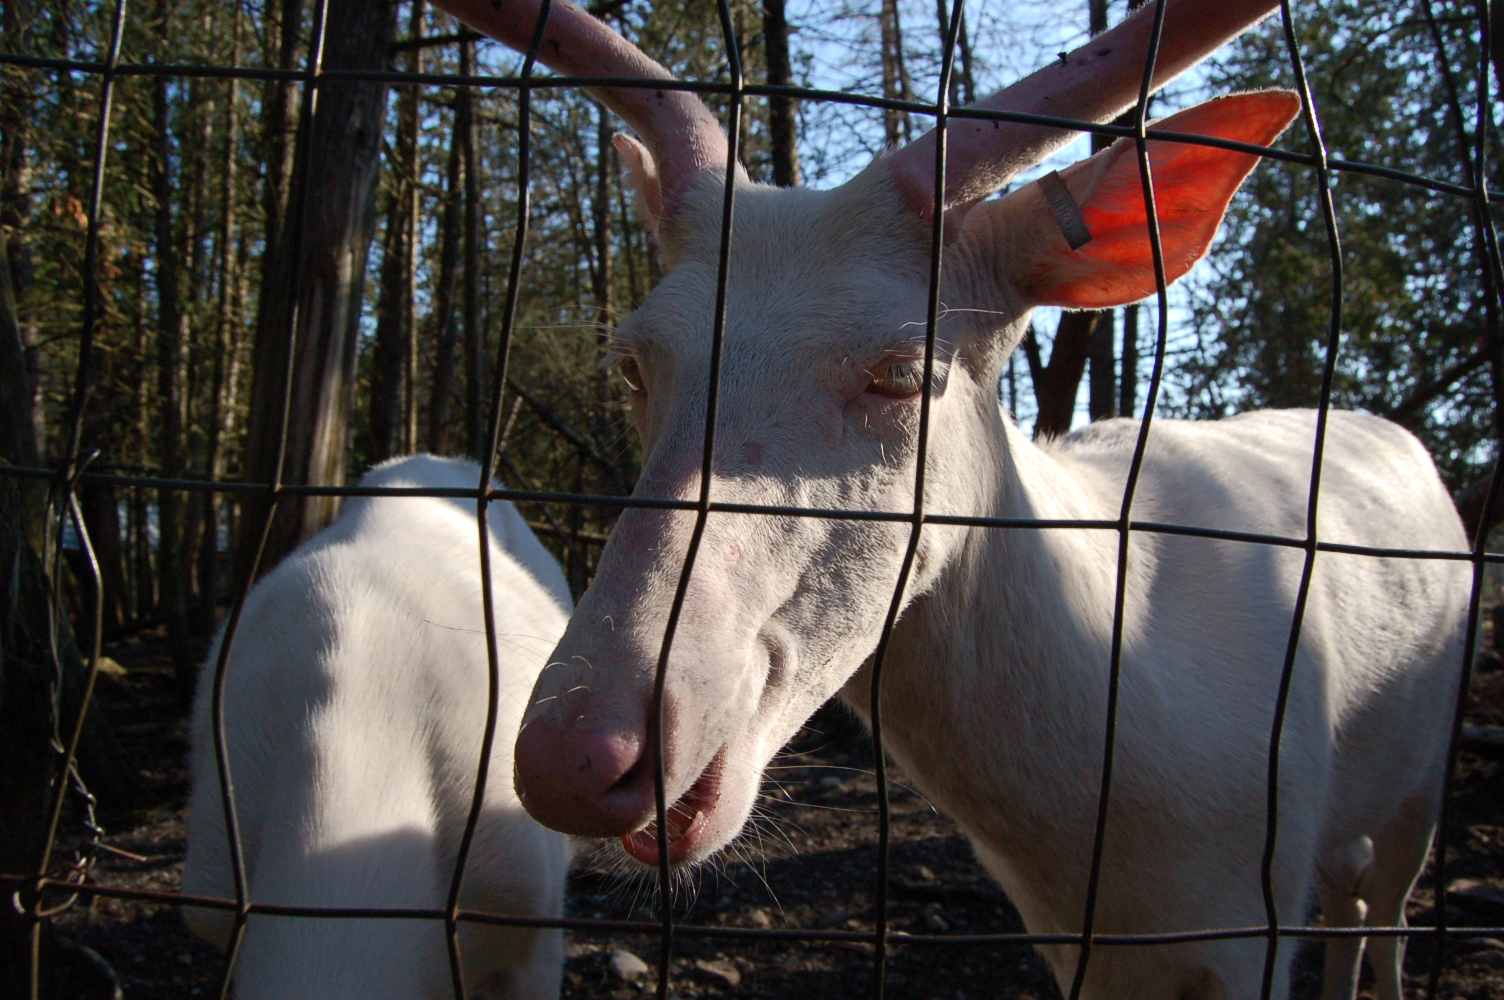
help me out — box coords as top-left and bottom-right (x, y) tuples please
(1054, 409), (1467, 838)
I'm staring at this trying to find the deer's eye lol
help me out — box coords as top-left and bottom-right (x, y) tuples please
(618, 357), (645, 394)
(867, 359), (925, 399)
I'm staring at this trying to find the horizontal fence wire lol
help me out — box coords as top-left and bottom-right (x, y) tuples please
(2, 0), (1502, 998)
(2, 466), (1504, 556)
(1, 465), (1499, 560)
(9, 872), (1504, 945)
(6, 872), (1504, 943)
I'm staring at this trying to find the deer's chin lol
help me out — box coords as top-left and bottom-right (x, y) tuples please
(616, 745), (755, 868)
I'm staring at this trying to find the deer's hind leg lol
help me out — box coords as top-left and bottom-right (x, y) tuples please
(1362, 798), (1436, 1000)
(1317, 836), (1374, 1000)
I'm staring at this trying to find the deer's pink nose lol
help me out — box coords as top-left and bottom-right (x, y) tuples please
(513, 720), (654, 837)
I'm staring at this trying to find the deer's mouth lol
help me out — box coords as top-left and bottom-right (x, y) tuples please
(620, 747), (727, 866)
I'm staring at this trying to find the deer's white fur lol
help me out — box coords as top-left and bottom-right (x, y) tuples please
(853, 406), (1464, 1000)
(424, 5), (1461, 997)
(182, 455), (572, 1000)
(511, 145), (1468, 999)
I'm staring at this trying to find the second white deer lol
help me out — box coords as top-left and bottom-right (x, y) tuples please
(182, 455), (572, 1000)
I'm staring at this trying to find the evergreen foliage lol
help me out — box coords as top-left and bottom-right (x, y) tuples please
(1180, 0), (1501, 488)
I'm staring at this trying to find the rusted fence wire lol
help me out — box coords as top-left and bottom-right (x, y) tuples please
(4, 1), (1504, 999)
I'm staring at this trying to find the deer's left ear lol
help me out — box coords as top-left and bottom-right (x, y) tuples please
(972, 90), (1299, 310)
(614, 133), (666, 235)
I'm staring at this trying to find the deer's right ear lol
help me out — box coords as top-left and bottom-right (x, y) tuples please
(967, 90), (1299, 311)
(614, 133), (665, 238)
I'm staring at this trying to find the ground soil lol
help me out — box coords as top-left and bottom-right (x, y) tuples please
(26, 630), (1504, 999)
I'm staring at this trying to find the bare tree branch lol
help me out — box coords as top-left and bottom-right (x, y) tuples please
(506, 378), (634, 493)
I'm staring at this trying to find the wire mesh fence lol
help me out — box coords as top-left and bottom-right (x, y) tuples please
(3, 0), (1504, 998)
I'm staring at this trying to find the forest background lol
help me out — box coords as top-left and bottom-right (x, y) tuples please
(2, 0), (1503, 989)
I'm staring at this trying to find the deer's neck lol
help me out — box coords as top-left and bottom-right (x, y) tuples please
(846, 412), (1127, 905)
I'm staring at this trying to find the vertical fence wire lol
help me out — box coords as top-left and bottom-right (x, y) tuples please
(22, 0), (126, 995)
(4, 1), (1504, 997)
(1430, 403), (1501, 1000)
(1428, 2), (1504, 996)
(32, 0), (128, 844)
(203, 1), (334, 996)
(643, 4), (744, 996)
(447, 4), (551, 997)
(1064, 1), (1172, 996)
(1251, 2), (1347, 997)
(27, 482), (106, 1000)
(860, 2), (965, 996)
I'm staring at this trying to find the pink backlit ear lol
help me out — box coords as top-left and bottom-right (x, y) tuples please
(994, 90), (1299, 310)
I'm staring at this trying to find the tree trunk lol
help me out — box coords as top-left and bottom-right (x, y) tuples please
(460, 36), (484, 459)
(152, 0), (195, 685)
(368, 196), (410, 463)
(178, 72), (217, 619)
(1, 0), (41, 463)
(0, 540), (57, 1000)
(230, 0), (301, 596)
(427, 92), (465, 456)
(1119, 303), (1139, 419)
(934, 0), (976, 105)
(1032, 311), (1100, 438)
(879, 0), (913, 146)
(1080, 0), (1117, 423)
(131, 259), (155, 616)
(763, 0), (800, 187)
(369, 0), (424, 464)
(368, 157), (413, 461)
(1088, 308), (1116, 420)
(0, 273), (36, 491)
(1488, 0), (1504, 111)
(0, 163), (50, 990)
(593, 104), (615, 323)
(195, 24), (243, 637)
(259, 0), (304, 278)
(955, 3), (976, 104)
(371, 0), (427, 460)
(234, 0), (397, 590)
(404, 151), (421, 454)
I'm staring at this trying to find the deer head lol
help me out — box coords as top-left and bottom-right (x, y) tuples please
(433, 0), (1292, 865)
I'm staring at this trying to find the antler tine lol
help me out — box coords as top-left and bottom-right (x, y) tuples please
(889, 0), (1281, 218)
(433, 0), (729, 212)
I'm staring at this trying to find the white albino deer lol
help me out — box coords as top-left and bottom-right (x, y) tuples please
(182, 456), (573, 1000)
(434, 2), (1470, 998)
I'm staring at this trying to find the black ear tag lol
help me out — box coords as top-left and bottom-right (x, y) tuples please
(1039, 170), (1093, 251)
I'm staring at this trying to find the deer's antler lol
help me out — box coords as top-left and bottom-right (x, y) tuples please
(435, 0), (729, 218)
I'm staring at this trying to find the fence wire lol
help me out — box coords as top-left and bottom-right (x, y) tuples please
(3, 1), (1504, 1000)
